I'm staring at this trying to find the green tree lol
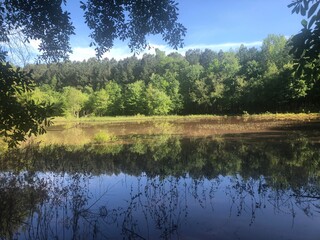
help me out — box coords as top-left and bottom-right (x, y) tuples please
(158, 51), (188, 75)
(88, 88), (109, 116)
(149, 72), (182, 114)
(189, 77), (213, 113)
(146, 85), (172, 115)
(88, 81), (123, 116)
(111, 56), (139, 84)
(136, 53), (158, 81)
(61, 87), (88, 118)
(29, 85), (63, 116)
(104, 81), (123, 116)
(124, 81), (147, 115)
(199, 49), (218, 69)
(261, 34), (291, 70)
(179, 64), (204, 114)
(185, 49), (201, 65)
(205, 51), (241, 113)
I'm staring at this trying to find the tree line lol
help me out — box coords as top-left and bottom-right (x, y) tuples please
(22, 34), (320, 117)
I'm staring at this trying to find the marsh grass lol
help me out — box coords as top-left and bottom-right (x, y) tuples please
(52, 113), (320, 124)
(52, 114), (219, 123)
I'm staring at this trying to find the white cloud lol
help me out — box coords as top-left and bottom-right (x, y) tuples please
(69, 40), (263, 61)
(69, 46), (134, 61)
(144, 41), (263, 57)
(5, 39), (262, 63)
(3, 31), (263, 63)
(181, 41), (263, 52)
(69, 47), (96, 61)
(3, 39), (263, 64)
(106, 47), (137, 60)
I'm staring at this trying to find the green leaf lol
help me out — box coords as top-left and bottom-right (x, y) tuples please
(301, 19), (308, 27)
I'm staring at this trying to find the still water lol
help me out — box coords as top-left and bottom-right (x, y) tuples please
(1, 117), (320, 239)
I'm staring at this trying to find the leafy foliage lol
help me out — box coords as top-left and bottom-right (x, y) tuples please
(61, 86), (88, 118)
(81, 0), (186, 57)
(288, 0), (320, 81)
(1, 0), (185, 61)
(1, 0), (74, 62)
(146, 85), (172, 115)
(0, 62), (52, 147)
(124, 80), (147, 115)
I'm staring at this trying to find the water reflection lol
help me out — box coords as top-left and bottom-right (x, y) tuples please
(1, 132), (320, 239)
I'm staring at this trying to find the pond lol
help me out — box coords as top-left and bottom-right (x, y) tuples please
(1, 117), (320, 239)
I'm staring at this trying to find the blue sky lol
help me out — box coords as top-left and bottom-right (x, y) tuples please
(177, 0), (303, 45)
(37, 1), (305, 61)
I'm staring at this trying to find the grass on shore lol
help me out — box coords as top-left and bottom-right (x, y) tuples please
(52, 112), (320, 123)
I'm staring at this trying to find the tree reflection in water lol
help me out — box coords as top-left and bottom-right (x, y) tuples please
(0, 172), (48, 239)
(0, 133), (320, 239)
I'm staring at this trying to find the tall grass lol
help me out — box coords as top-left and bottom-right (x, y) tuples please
(52, 113), (320, 123)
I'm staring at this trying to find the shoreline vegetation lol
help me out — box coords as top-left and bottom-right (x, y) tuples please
(51, 112), (320, 123)
(1, 112), (319, 151)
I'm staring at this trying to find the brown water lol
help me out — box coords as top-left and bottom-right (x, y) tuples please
(32, 117), (320, 145)
(1, 117), (320, 239)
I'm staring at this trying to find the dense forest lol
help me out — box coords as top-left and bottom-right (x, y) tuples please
(22, 34), (320, 117)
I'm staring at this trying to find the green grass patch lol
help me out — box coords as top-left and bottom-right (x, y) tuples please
(93, 131), (117, 143)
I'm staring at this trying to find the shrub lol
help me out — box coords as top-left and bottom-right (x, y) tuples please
(93, 131), (117, 143)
